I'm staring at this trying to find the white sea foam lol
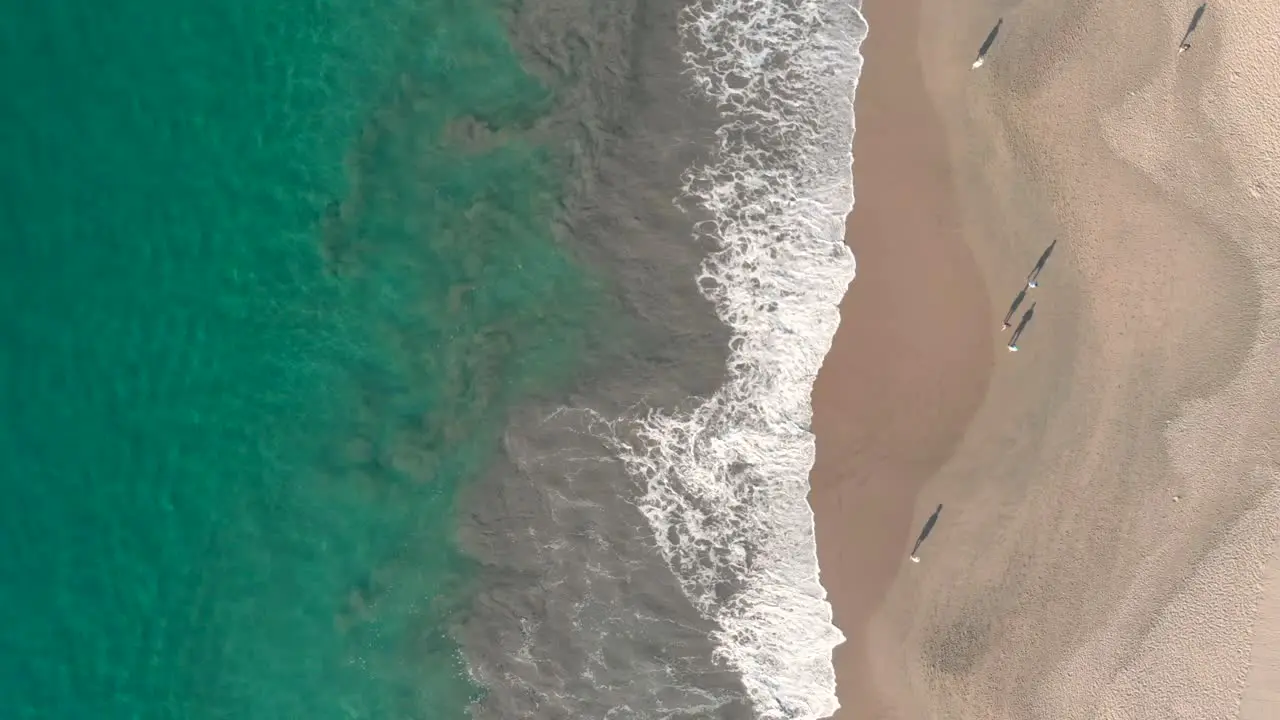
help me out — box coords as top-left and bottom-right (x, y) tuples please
(606, 1), (867, 717)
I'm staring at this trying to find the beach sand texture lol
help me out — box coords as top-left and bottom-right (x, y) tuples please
(812, 0), (1280, 717)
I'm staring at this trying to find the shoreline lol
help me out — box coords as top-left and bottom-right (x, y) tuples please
(809, 0), (993, 715)
(813, 0), (1280, 716)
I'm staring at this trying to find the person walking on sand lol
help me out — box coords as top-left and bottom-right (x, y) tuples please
(1179, 3), (1206, 54)
(1008, 302), (1036, 352)
(971, 18), (1003, 69)
(909, 504), (944, 563)
(1002, 286), (1028, 330)
(1026, 239), (1057, 288)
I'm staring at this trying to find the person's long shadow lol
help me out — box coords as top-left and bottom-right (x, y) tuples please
(1027, 239), (1056, 287)
(972, 18), (1003, 68)
(1180, 3), (1207, 52)
(1008, 302), (1036, 351)
(1002, 286), (1029, 330)
(909, 504), (944, 562)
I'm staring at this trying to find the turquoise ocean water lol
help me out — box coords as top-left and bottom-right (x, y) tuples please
(0, 1), (594, 717)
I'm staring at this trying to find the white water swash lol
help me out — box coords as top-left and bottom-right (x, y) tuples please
(603, 1), (868, 717)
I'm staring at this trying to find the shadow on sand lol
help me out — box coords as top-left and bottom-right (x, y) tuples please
(1008, 302), (1036, 351)
(972, 18), (1003, 68)
(1180, 3), (1207, 52)
(1002, 286), (1028, 329)
(910, 504), (944, 561)
(1027, 239), (1057, 287)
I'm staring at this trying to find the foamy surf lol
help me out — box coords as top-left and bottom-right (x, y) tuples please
(603, 1), (867, 717)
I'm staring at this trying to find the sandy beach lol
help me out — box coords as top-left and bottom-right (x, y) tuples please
(811, 0), (1280, 717)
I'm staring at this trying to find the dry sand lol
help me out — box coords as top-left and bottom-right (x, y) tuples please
(810, 0), (1280, 718)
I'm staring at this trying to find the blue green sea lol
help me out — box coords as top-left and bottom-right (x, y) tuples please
(0, 1), (597, 717)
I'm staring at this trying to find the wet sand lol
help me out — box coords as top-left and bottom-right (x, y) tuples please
(808, 0), (993, 715)
(811, 0), (1280, 717)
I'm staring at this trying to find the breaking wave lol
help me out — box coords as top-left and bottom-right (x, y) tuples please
(604, 0), (867, 717)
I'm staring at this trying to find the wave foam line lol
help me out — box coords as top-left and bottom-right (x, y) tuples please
(605, 1), (867, 718)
